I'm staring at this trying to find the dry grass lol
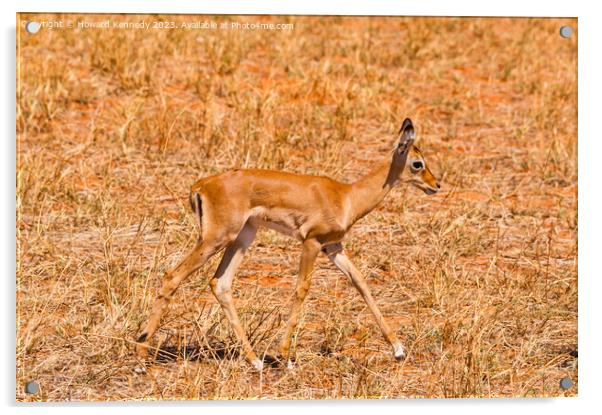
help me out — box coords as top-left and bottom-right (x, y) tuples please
(16, 14), (577, 401)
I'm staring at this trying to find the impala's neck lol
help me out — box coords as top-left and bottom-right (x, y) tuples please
(348, 152), (407, 225)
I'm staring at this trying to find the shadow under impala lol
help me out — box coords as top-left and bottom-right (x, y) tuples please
(152, 342), (284, 368)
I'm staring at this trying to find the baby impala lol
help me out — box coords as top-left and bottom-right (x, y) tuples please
(136, 118), (440, 370)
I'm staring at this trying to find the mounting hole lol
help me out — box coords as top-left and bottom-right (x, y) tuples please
(559, 377), (573, 390)
(559, 26), (573, 38)
(24, 381), (39, 394)
(25, 21), (41, 34)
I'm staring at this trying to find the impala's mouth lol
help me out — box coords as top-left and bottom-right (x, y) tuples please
(410, 180), (440, 195)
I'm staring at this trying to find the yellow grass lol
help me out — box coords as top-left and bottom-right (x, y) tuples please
(16, 14), (577, 401)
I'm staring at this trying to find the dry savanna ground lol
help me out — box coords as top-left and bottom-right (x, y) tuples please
(16, 14), (577, 401)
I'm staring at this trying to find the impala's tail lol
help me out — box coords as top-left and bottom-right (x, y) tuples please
(189, 191), (203, 232)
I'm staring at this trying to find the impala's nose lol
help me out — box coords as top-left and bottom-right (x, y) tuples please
(436, 183), (441, 189)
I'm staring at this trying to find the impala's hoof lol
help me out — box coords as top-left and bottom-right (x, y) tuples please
(251, 359), (264, 371)
(393, 344), (406, 361)
(273, 353), (295, 369)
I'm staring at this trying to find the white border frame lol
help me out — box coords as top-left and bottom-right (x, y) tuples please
(3, 1), (600, 414)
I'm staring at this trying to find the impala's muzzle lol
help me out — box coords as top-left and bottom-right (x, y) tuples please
(418, 166), (440, 195)
(419, 183), (439, 195)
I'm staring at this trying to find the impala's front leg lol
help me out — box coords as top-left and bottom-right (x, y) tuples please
(279, 238), (321, 365)
(324, 244), (405, 361)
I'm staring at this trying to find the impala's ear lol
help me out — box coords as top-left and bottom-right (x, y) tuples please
(397, 118), (415, 154)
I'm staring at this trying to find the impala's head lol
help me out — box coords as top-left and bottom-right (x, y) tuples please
(395, 118), (440, 195)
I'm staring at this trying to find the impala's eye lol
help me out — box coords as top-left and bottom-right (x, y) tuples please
(411, 160), (424, 170)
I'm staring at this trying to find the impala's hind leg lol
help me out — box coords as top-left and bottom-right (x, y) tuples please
(209, 223), (260, 369)
(279, 239), (321, 366)
(136, 238), (225, 359)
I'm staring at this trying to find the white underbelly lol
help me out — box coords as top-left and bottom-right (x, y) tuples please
(247, 207), (305, 240)
(251, 217), (303, 239)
